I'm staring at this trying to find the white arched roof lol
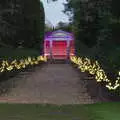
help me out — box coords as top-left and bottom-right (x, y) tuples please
(45, 30), (74, 41)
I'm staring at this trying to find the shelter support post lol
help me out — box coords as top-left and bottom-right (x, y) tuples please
(66, 40), (70, 63)
(50, 40), (53, 61)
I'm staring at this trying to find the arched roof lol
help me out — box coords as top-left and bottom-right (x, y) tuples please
(45, 30), (74, 41)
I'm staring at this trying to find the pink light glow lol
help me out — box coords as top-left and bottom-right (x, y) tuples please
(44, 30), (75, 59)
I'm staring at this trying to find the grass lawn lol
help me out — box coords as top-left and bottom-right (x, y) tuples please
(0, 102), (119, 120)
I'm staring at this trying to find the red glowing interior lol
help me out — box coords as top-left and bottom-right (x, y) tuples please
(44, 40), (75, 59)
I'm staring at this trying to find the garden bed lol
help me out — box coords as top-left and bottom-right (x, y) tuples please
(70, 61), (120, 102)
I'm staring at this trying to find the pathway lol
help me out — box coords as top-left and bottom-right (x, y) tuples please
(0, 63), (100, 104)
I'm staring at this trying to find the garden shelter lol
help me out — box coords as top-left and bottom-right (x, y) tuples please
(44, 30), (75, 59)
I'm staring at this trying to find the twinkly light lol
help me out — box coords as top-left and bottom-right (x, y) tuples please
(0, 55), (47, 73)
(70, 56), (120, 90)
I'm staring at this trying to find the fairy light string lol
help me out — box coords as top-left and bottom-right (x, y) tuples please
(70, 56), (120, 90)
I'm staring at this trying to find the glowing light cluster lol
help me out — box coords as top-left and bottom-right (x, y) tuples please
(70, 56), (120, 90)
(0, 56), (47, 72)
